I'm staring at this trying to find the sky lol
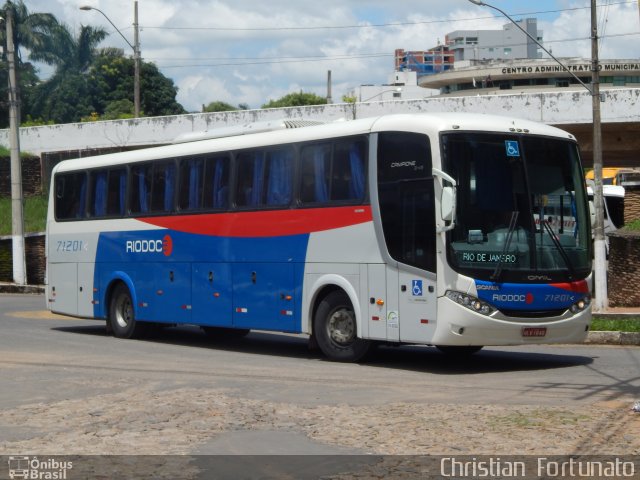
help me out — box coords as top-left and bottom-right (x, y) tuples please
(25, 0), (640, 112)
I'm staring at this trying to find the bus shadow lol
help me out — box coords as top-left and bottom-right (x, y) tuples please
(52, 324), (593, 374)
(367, 344), (594, 374)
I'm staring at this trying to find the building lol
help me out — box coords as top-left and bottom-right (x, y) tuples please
(446, 18), (543, 62)
(419, 58), (640, 96)
(349, 71), (438, 104)
(394, 47), (454, 78)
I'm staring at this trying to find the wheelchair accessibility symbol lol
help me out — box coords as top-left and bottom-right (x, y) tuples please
(412, 280), (423, 297)
(505, 140), (520, 157)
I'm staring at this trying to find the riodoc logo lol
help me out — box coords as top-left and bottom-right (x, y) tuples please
(492, 293), (535, 304)
(126, 234), (173, 257)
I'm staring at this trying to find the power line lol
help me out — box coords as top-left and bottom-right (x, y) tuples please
(150, 31), (640, 69)
(139, 1), (636, 32)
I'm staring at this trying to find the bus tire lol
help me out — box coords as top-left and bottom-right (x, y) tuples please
(109, 283), (143, 339)
(436, 345), (483, 356)
(314, 290), (371, 362)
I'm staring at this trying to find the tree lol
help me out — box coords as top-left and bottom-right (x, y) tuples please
(88, 49), (185, 118)
(261, 91), (327, 109)
(203, 101), (249, 112)
(27, 23), (107, 123)
(0, 1), (60, 127)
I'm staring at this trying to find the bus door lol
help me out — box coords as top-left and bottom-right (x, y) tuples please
(192, 263), (233, 326)
(232, 263), (296, 331)
(398, 272), (437, 343)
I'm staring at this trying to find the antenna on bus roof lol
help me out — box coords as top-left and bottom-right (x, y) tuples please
(172, 119), (325, 144)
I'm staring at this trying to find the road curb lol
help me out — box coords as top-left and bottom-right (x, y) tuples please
(0, 284), (44, 294)
(585, 331), (640, 345)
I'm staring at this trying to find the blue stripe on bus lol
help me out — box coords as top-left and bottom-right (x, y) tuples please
(93, 230), (310, 332)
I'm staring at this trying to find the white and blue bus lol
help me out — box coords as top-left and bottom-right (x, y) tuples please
(46, 113), (592, 361)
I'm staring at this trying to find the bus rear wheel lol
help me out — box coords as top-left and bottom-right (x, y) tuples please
(314, 290), (371, 362)
(109, 284), (144, 339)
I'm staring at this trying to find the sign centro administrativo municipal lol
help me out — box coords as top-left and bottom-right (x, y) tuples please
(501, 63), (640, 75)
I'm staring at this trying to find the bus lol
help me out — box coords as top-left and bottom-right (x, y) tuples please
(46, 113), (593, 361)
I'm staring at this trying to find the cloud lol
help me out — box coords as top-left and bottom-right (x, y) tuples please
(24, 1), (640, 112)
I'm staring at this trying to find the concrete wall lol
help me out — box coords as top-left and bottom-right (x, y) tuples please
(2, 89), (638, 156)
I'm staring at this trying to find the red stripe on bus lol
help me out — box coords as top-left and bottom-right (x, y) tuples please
(139, 206), (373, 237)
(549, 280), (589, 294)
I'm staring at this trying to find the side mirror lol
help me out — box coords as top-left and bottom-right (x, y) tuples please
(442, 186), (455, 222)
(432, 168), (457, 233)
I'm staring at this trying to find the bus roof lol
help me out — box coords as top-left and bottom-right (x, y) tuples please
(53, 113), (577, 174)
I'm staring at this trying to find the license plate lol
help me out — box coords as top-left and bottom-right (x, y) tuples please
(522, 327), (547, 337)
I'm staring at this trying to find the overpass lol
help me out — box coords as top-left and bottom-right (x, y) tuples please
(2, 88), (639, 167)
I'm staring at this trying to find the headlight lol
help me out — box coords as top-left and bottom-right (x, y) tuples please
(446, 290), (496, 316)
(570, 295), (591, 313)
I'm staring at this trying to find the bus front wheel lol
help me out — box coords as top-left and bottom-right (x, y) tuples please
(314, 290), (371, 362)
(109, 284), (143, 339)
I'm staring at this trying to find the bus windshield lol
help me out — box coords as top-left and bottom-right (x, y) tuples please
(442, 132), (592, 283)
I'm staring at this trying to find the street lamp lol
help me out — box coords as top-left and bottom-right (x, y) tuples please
(348, 87), (402, 119)
(467, 0), (607, 311)
(80, 1), (141, 118)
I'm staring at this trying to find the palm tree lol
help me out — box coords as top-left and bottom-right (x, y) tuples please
(28, 23), (107, 123)
(0, 1), (59, 63)
(0, 1), (60, 126)
(29, 23), (107, 75)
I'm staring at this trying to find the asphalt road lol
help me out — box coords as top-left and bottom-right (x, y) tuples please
(0, 294), (638, 478)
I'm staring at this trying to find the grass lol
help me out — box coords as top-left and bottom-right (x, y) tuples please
(623, 219), (640, 231)
(0, 195), (48, 236)
(591, 317), (640, 332)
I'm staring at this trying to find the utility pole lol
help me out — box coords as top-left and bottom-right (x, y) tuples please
(133, 0), (141, 118)
(6, 8), (26, 285)
(80, 2), (141, 117)
(326, 70), (332, 104)
(591, 0), (607, 311)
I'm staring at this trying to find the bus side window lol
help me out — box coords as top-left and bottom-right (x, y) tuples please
(55, 172), (87, 220)
(235, 151), (264, 207)
(89, 170), (108, 217)
(150, 161), (176, 213)
(204, 155), (230, 210)
(266, 148), (293, 206)
(299, 138), (366, 205)
(179, 157), (205, 211)
(130, 165), (152, 214)
(106, 169), (127, 216)
(331, 139), (366, 202)
(300, 144), (331, 204)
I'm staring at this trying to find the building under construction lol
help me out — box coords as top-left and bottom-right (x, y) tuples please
(395, 47), (454, 78)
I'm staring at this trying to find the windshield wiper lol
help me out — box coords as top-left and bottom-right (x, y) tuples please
(491, 211), (519, 282)
(541, 219), (576, 280)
